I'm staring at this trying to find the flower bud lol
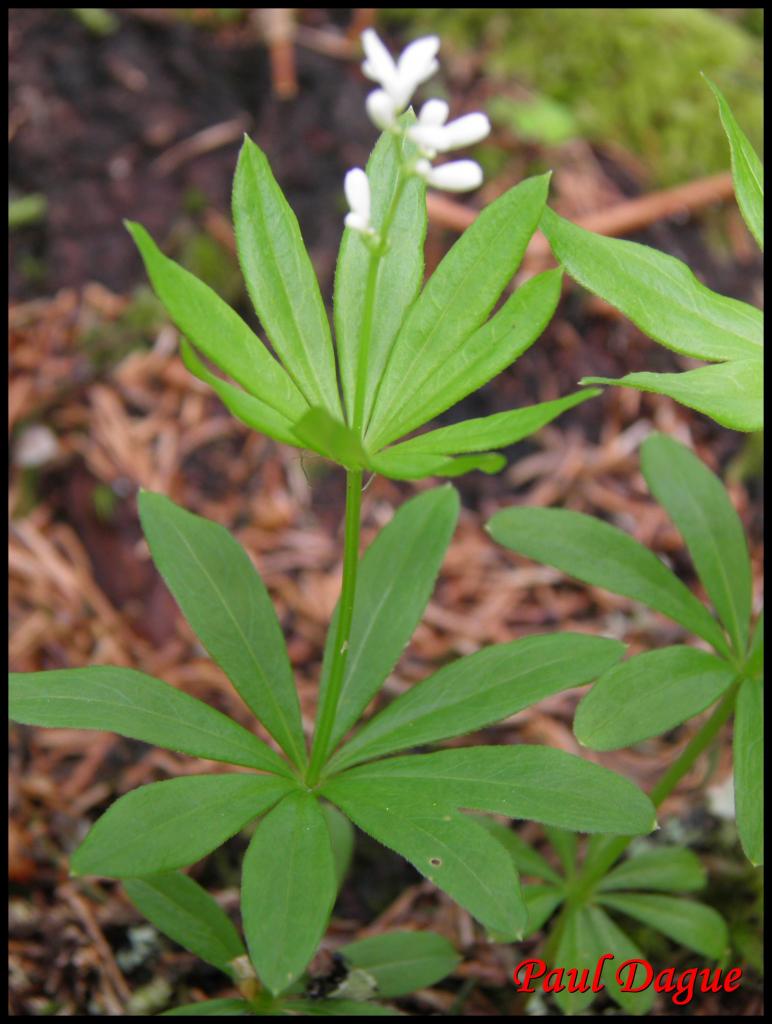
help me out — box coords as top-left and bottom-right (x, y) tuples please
(418, 158), (484, 192)
(366, 88), (398, 130)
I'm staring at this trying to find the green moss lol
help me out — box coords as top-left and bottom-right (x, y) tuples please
(385, 9), (763, 185)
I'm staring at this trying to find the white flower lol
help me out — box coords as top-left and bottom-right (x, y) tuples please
(361, 28), (439, 128)
(354, 29), (488, 197)
(343, 167), (375, 235)
(365, 88), (398, 131)
(408, 105), (490, 158)
(416, 98), (449, 127)
(415, 158), (484, 193)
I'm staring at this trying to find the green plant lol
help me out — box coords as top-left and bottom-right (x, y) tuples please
(9, 25), (762, 1017)
(488, 433), (762, 1010)
(539, 80), (764, 432)
(9, 30), (657, 1014)
(125, 866), (462, 1015)
(485, 823), (729, 1014)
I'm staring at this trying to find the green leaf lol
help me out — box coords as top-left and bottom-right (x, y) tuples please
(641, 433), (752, 655)
(370, 448), (506, 480)
(280, 1001), (401, 1016)
(233, 137), (341, 417)
(321, 802), (355, 890)
(598, 847), (706, 893)
(368, 269), (563, 449)
(734, 675), (763, 866)
(706, 76), (763, 250)
(552, 905), (654, 1015)
(522, 884), (564, 936)
(597, 892), (729, 959)
(574, 647), (736, 751)
(9, 666), (289, 777)
(540, 206), (762, 364)
(325, 747), (656, 836)
(329, 633), (625, 772)
(747, 611), (764, 678)
(180, 339), (304, 451)
(544, 828), (578, 876)
(473, 818), (562, 884)
(367, 174), (551, 448)
(162, 999), (253, 1015)
(316, 486), (459, 760)
(487, 506), (730, 656)
(125, 221), (307, 424)
(375, 389), (598, 460)
(323, 788), (526, 940)
(335, 117), (426, 427)
(582, 358), (763, 433)
(123, 872), (246, 973)
(292, 408), (368, 468)
(242, 791), (336, 995)
(72, 774), (295, 878)
(139, 492), (307, 769)
(340, 931), (460, 998)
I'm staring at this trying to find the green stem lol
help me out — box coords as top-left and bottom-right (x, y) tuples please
(569, 678), (742, 903)
(306, 469), (363, 785)
(307, 146), (412, 784)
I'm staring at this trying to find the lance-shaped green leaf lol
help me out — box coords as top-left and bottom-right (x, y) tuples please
(123, 872), (246, 973)
(544, 827), (578, 876)
(329, 633), (625, 771)
(584, 359), (763, 434)
(320, 779), (526, 940)
(339, 930), (460, 998)
(233, 138), (340, 417)
(574, 647), (736, 751)
(316, 486), (459, 759)
(71, 774), (295, 878)
(335, 116), (426, 427)
(375, 389), (598, 461)
(162, 999), (253, 1015)
(734, 675), (763, 866)
(747, 611), (764, 678)
(706, 76), (763, 250)
(475, 818), (562, 884)
(9, 666), (290, 777)
(598, 847), (706, 893)
(139, 492), (307, 770)
(325, 747), (656, 836)
(370, 448), (505, 480)
(597, 892), (729, 959)
(126, 222), (307, 424)
(552, 905), (654, 1015)
(370, 269), (563, 448)
(321, 802), (355, 890)
(367, 174), (551, 448)
(641, 433), (752, 655)
(540, 206), (762, 364)
(487, 506), (731, 656)
(180, 339), (306, 452)
(241, 791), (336, 995)
(522, 884), (563, 936)
(292, 408), (368, 468)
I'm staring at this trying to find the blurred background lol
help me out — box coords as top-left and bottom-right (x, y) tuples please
(9, 8), (763, 1016)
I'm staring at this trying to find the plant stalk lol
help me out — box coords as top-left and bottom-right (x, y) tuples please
(307, 468), (363, 785)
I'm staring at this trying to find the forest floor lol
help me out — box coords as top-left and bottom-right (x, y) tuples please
(9, 8), (763, 1016)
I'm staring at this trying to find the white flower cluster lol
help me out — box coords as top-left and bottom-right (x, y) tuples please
(344, 28), (492, 238)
